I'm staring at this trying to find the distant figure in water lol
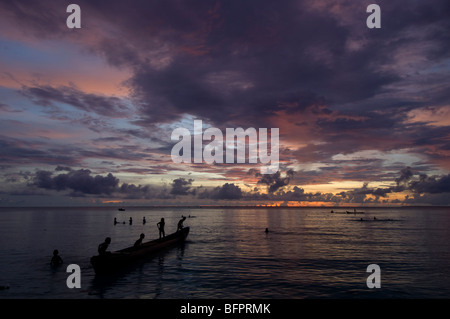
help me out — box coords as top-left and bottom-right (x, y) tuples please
(143, 216), (146, 225)
(177, 216), (187, 231)
(134, 233), (145, 247)
(98, 237), (111, 255)
(114, 217), (118, 225)
(129, 217), (133, 225)
(157, 218), (165, 238)
(265, 228), (269, 233)
(50, 249), (63, 266)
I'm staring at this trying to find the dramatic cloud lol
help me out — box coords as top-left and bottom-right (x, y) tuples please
(334, 168), (450, 204)
(199, 183), (243, 200)
(0, 0), (449, 206)
(170, 177), (194, 196)
(408, 173), (450, 194)
(118, 183), (172, 200)
(251, 169), (295, 193)
(12, 165), (450, 206)
(32, 169), (119, 195)
(395, 166), (414, 189)
(337, 183), (391, 204)
(28, 167), (171, 199)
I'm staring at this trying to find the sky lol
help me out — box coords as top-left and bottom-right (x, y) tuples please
(0, 0), (449, 207)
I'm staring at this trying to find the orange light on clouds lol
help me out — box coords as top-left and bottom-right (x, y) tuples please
(0, 65), (131, 97)
(102, 200), (124, 204)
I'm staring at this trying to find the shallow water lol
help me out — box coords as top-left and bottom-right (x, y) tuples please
(0, 206), (449, 299)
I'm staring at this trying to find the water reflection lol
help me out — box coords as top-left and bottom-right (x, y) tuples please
(154, 254), (165, 298)
(2, 207), (450, 298)
(88, 241), (188, 299)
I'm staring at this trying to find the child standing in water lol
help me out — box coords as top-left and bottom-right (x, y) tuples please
(157, 218), (165, 238)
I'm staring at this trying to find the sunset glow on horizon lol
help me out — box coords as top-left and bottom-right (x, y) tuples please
(1, 1), (449, 207)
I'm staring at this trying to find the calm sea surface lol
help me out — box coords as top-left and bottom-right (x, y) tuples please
(0, 206), (449, 299)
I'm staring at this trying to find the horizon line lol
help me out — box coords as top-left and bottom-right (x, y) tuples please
(0, 204), (448, 209)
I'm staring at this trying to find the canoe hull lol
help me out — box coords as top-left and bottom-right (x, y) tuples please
(90, 227), (189, 274)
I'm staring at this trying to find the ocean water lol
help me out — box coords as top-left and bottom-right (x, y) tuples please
(0, 206), (449, 299)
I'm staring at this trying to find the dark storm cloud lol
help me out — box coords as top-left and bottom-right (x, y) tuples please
(2, 0), (449, 127)
(214, 183), (243, 200)
(118, 183), (172, 200)
(0, 0), (387, 127)
(251, 169), (295, 193)
(32, 169), (119, 195)
(29, 167), (171, 199)
(123, 2), (388, 127)
(242, 185), (344, 204)
(170, 177), (194, 196)
(395, 167), (414, 188)
(408, 174), (450, 194)
(198, 183), (243, 200)
(337, 183), (392, 204)
(376, 166), (450, 195)
(114, 0), (448, 128)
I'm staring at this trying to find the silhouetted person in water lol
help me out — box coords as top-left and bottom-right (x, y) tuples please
(143, 217), (146, 225)
(129, 217), (133, 225)
(157, 218), (165, 238)
(98, 237), (111, 255)
(114, 217), (118, 225)
(177, 216), (186, 231)
(134, 233), (145, 247)
(265, 228), (269, 233)
(50, 249), (63, 266)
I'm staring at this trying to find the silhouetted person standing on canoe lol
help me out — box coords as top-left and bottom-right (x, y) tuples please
(98, 237), (111, 255)
(50, 249), (63, 266)
(143, 216), (146, 225)
(177, 216), (186, 231)
(129, 217), (133, 225)
(114, 217), (118, 225)
(157, 218), (165, 238)
(134, 233), (145, 247)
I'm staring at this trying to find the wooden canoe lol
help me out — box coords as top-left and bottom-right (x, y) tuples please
(90, 227), (190, 274)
